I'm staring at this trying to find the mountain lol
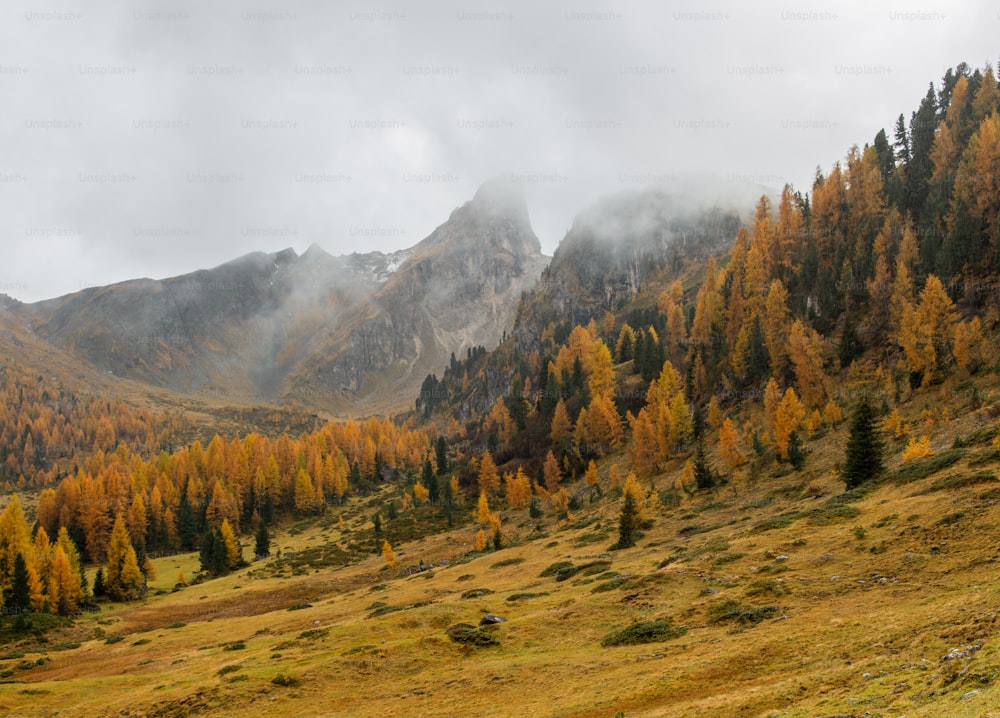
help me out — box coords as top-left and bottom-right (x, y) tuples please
(514, 190), (743, 352)
(415, 189), (745, 423)
(19, 180), (546, 414)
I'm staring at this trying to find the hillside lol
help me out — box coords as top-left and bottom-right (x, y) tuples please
(3, 375), (1000, 717)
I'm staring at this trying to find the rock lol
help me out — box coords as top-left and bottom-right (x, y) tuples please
(700, 588), (719, 595)
(479, 614), (508, 626)
(961, 689), (979, 700)
(774, 555), (789, 561)
(942, 645), (981, 662)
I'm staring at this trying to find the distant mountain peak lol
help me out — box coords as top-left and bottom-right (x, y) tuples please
(471, 176), (529, 221)
(301, 243), (333, 261)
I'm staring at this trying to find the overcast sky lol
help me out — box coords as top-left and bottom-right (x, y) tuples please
(1, 0), (997, 302)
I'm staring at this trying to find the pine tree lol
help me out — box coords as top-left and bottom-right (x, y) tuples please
(843, 398), (885, 489)
(92, 567), (106, 598)
(693, 441), (715, 490)
(9, 553), (31, 612)
(615, 491), (640, 549)
(435, 436), (448, 475)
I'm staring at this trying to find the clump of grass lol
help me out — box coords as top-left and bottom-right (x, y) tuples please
(714, 552), (745, 565)
(271, 674), (300, 687)
(808, 504), (861, 525)
(286, 603), (312, 611)
(104, 635), (124, 645)
(600, 620), (687, 647)
(936, 511), (967, 526)
(506, 592), (548, 602)
(133, 638), (151, 646)
(490, 557), (526, 568)
(164, 622), (186, 629)
(539, 561), (575, 577)
(367, 604), (405, 618)
(217, 664), (241, 676)
(678, 523), (725, 537)
(460, 588), (494, 599)
(297, 628), (328, 640)
(709, 600), (780, 626)
(221, 641), (246, 651)
(445, 623), (500, 647)
(591, 576), (629, 593)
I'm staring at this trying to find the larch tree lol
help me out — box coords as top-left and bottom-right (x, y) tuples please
(105, 515), (145, 601)
(475, 491), (492, 525)
(718, 418), (744, 471)
(627, 408), (659, 477)
(477, 451), (500, 496)
(788, 320), (828, 407)
(773, 387), (806, 460)
(219, 519), (242, 570)
(542, 450), (563, 493)
(550, 399), (572, 446)
(382, 540), (398, 568)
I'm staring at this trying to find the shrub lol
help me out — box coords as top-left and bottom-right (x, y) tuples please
(271, 674), (300, 687)
(506, 592), (548, 602)
(445, 623), (500, 647)
(601, 620), (687, 646)
(490, 557), (526, 568)
(709, 600), (780, 625)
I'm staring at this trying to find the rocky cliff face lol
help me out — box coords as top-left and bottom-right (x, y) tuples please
(514, 190), (742, 352)
(22, 180), (547, 414)
(286, 179), (547, 412)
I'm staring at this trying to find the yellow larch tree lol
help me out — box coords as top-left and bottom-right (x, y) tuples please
(382, 540), (398, 567)
(477, 450), (500, 496)
(550, 399), (572, 445)
(475, 491), (492, 524)
(788, 319), (829, 407)
(543, 450), (562, 493)
(773, 388), (806, 460)
(718, 418), (744, 471)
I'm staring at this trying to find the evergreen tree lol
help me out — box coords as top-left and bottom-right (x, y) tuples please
(198, 530), (216, 573)
(435, 436), (448, 475)
(177, 494), (197, 550)
(373, 513), (382, 536)
(92, 567), (106, 598)
(8, 553), (31, 612)
(253, 521), (270, 559)
(693, 441), (715, 490)
(615, 491), (640, 549)
(843, 397), (885, 489)
(787, 430), (805, 471)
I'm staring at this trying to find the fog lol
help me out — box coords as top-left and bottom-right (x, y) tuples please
(1, 0), (996, 302)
